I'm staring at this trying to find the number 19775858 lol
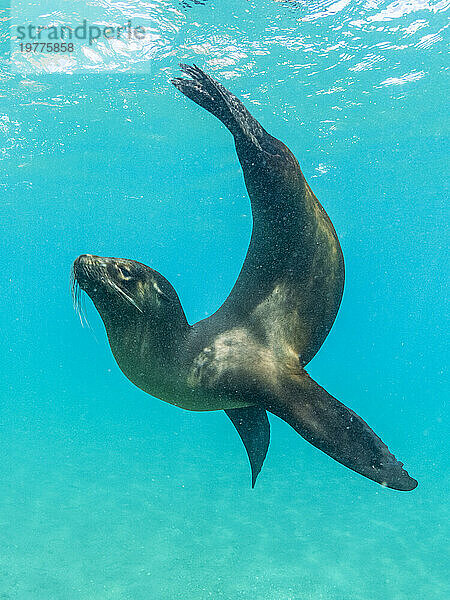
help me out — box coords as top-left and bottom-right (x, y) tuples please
(20, 42), (75, 53)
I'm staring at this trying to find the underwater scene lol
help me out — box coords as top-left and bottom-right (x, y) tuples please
(1, 0), (449, 598)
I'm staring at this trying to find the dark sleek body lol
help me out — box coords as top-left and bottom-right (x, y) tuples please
(73, 65), (417, 491)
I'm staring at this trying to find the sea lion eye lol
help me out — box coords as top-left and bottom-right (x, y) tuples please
(117, 265), (134, 281)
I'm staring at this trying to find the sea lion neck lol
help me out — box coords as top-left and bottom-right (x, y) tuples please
(104, 303), (188, 354)
(101, 306), (190, 386)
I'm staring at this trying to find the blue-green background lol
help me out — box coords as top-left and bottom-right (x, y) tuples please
(1, 1), (448, 598)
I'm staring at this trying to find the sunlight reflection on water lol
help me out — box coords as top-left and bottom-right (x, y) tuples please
(5, 0), (448, 82)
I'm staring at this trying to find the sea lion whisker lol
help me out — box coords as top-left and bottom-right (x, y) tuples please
(70, 268), (91, 329)
(79, 287), (92, 330)
(75, 285), (88, 328)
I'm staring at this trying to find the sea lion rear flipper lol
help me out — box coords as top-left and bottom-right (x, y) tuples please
(225, 406), (270, 488)
(265, 371), (418, 491)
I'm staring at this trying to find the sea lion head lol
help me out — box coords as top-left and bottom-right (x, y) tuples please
(72, 254), (186, 330)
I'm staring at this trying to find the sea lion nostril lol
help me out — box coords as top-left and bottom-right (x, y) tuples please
(74, 254), (95, 270)
(73, 255), (86, 274)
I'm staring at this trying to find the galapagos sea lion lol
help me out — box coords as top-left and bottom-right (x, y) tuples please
(72, 65), (417, 491)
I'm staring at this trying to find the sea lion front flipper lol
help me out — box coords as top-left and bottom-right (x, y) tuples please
(173, 65), (345, 364)
(225, 406), (270, 488)
(265, 371), (418, 491)
(172, 64), (278, 155)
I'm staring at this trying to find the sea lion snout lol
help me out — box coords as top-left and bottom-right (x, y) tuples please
(72, 254), (107, 289)
(75, 254), (99, 263)
(73, 253), (101, 270)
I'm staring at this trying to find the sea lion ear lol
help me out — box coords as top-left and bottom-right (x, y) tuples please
(157, 288), (175, 303)
(151, 280), (171, 302)
(150, 276), (179, 304)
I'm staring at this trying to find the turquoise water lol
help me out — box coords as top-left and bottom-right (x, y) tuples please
(1, 0), (449, 598)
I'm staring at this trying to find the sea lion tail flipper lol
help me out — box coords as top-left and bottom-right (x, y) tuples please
(266, 371), (418, 491)
(225, 406), (270, 488)
(171, 64), (275, 153)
